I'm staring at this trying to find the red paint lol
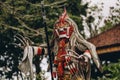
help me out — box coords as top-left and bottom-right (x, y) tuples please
(37, 47), (42, 55)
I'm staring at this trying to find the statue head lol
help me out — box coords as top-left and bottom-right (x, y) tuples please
(54, 8), (74, 39)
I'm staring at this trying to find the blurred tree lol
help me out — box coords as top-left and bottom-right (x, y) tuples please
(83, 0), (120, 38)
(107, 0), (120, 25)
(100, 0), (120, 32)
(82, 1), (104, 38)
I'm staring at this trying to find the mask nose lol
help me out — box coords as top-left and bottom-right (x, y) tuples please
(59, 28), (64, 31)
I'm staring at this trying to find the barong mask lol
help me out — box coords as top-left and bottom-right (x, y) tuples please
(54, 9), (74, 39)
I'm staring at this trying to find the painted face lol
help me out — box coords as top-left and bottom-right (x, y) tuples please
(54, 9), (74, 39)
(54, 21), (74, 39)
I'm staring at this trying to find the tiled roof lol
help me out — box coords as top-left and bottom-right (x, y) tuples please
(88, 24), (120, 48)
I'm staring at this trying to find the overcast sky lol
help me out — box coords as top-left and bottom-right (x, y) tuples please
(86, 0), (118, 16)
(82, 0), (119, 38)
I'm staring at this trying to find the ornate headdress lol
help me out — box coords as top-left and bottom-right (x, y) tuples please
(54, 8), (74, 38)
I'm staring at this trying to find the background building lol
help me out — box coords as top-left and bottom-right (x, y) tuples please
(88, 24), (120, 63)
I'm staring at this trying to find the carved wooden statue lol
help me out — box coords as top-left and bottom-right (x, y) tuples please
(51, 9), (102, 80)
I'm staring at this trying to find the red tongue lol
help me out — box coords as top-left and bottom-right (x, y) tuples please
(59, 30), (66, 35)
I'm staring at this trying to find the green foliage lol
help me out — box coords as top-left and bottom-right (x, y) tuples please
(104, 61), (120, 79)
(93, 60), (120, 80)
(100, 21), (113, 32)
(0, 0), (88, 39)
